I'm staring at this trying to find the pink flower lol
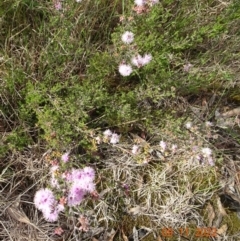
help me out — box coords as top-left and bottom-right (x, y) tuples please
(132, 145), (139, 154)
(131, 54), (144, 68)
(70, 167), (96, 193)
(34, 188), (65, 222)
(65, 167), (95, 183)
(103, 129), (112, 137)
(110, 133), (120, 144)
(64, 166), (96, 207)
(34, 188), (55, 211)
(131, 54), (152, 67)
(50, 176), (60, 189)
(57, 203), (65, 212)
(71, 168), (84, 181)
(118, 64), (133, 76)
(159, 141), (167, 152)
(121, 31), (134, 44)
(141, 54), (152, 65)
(67, 183), (86, 207)
(62, 170), (72, 182)
(42, 207), (59, 222)
(78, 180), (96, 193)
(134, 0), (145, 6)
(61, 152), (70, 163)
(42, 203), (63, 222)
(54, 1), (62, 11)
(82, 167), (95, 180)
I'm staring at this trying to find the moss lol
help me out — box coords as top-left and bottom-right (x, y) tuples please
(119, 215), (153, 241)
(201, 195), (240, 238)
(221, 210), (240, 235)
(189, 169), (219, 193)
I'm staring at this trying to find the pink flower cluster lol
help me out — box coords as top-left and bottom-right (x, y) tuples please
(192, 146), (215, 166)
(159, 140), (178, 154)
(118, 29), (152, 76)
(118, 53), (152, 76)
(63, 167), (95, 206)
(34, 153), (96, 222)
(131, 54), (152, 68)
(54, 1), (62, 11)
(117, 0), (160, 76)
(103, 129), (120, 144)
(34, 188), (64, 222)
(201, 147), (214, 166)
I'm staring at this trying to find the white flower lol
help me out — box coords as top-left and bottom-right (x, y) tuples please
(110, 133), (120, 144)
(54, 1), (62, 10)
(134, 0), (145, 6)
(159, 141), (167, 152)
(61, 152), (70, 163)
(121, 31), (134, 44)
(131, 53), (152, 67)
(50, 176), (60, 189)
(103, 129), (112, 137)
(201, 147), (212, 157)
(132, 145), (139, 154)
(185, 122), (192, 129)
(131, 54), (143, 68)
(141, 54), (152, 65)
(119, 64), (133, 76)
(76, 0), (82, 2)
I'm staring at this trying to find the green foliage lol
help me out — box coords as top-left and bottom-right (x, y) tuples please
(0, 0), (239, 157)
(5, 127), (32, 151)
(110, 0), (238, 94)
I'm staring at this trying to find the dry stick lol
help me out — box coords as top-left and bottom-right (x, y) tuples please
(6, 205), (47, 236)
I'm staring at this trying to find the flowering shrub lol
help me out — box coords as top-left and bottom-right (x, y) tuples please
(102, 129), (120, 144)
(114, 1), (159, 76)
